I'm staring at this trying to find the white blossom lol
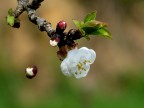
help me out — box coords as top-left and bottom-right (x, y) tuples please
(60, 47), (96, 79)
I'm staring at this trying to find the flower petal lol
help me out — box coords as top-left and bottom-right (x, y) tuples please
(89, 49), (96, 64)
(60, 59), (72, 77)
(78, 47), (96, 64)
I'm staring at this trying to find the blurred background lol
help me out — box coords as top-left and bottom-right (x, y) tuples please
(0, 0), (144, 108)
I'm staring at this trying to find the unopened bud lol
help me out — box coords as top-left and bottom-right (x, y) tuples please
(68, 29), (82, 40)
(56, 21), (67, 33)
(50, 39), (58, 46)
(50, 36), (59, 46)
(25, 65), (38, 79)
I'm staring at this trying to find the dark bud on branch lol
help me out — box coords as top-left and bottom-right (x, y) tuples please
(50, 34), (60, 47)
(25, 65), (38, 79)
(56, 21), (67, 34)
(68, 29), (82, 40)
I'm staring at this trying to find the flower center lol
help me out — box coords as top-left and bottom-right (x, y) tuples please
(77, 62), (86, 71)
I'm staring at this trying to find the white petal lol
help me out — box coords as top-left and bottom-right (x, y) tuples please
(76, 50), (90, 63)
(79, 47), (89, 51)
(67, 49), (78, 59)
(67, 49), (80, 65)
(89, 49), (96, 64)
(60, 59), (72, 77)
(78, 47), (96, 64)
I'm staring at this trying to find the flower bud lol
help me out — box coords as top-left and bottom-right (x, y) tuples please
(56, 21), (67, 33)
(50, 36), (59, 47)
(68, 29), (82, 40)
(50, 39), (58, 46)
(25, 65), (38, 79)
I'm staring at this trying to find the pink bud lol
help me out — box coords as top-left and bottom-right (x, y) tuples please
(56, 21), (67, 33)
(57, 21), (67, 30)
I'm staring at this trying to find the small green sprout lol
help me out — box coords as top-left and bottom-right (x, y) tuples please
(73, 11), (112, 39)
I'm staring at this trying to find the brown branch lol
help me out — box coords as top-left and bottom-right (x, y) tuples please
(7, 0), (83, 45)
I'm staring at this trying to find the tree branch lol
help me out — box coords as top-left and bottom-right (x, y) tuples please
(26, 6), (54, 37)
(6, 0), (83, 52)
(28, 0), (44, 10)
(14, 0), (28, 17)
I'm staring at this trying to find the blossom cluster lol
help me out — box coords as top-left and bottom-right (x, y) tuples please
(6, 0), (111, 79)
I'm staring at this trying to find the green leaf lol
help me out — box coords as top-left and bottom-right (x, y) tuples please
(73, 20), (86, 36)
(96, 27), (112, 38)
(82, 27), (98, 35)
(72, 11), (112, 39)
(6, 15), (15, 26)
(6, 8), (15, 26)
(82, 27), (112, 39)
(84, 20), (108, 28)
(84, 12), (96, 23)
(73, 20), (81, 29)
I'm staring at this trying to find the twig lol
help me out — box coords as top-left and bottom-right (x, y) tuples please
(6, 0), (82, 60)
